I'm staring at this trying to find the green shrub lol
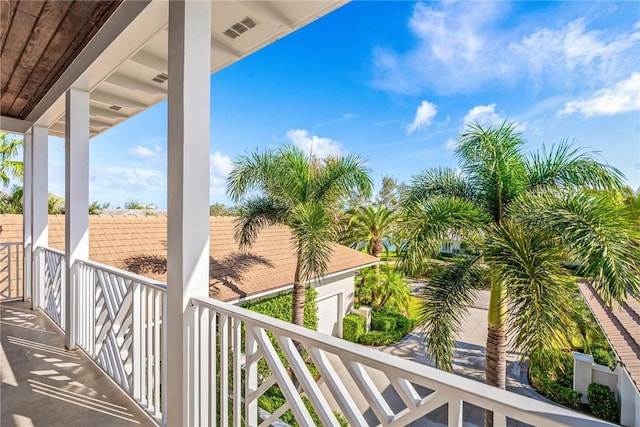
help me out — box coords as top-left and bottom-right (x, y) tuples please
(343, 314), (365, 343)
(243, 288), (318, 330)
(587, 383), (619, 423)
(371, 314), (396, 332)
(258, 387), (348, 426)
(529, 350), (581, 409)
(592, 347), (616, 370)
(358, 330), (402, 346)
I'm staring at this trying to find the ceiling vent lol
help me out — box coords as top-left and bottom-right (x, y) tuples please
(109, 105), (122, 111)
(223, 17), (258, 39)
(152, 73), (168, 83)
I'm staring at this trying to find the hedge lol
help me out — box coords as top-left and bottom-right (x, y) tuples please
(587, 383), (619, 423)
(529, 350), (582, 409)
(343, 314), (366, 343)
(592, 347), (616, 370)
(258, 386), (348, 427)
(243, 287), (318, 330)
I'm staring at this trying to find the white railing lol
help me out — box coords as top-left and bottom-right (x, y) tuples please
(75, 259), (167, 424)
(0, 241), (23, 301)
(39, 246), (65, 328)
(191, 296), (613, 427)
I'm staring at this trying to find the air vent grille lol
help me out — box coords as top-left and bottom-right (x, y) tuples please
(109, 105), (122, 111)
(223, 17), (258, 39)
(152, 73), (169, 83)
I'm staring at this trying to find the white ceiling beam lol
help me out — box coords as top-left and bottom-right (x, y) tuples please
(211, 35), (242, 59)
(90, 105), (128, 120)
(105, 73), (167, 96)
(238, 1), (293, 29)
(130, 50), (167, 73)
(91, 90), (147, 109)
(0, 116), (32, 134)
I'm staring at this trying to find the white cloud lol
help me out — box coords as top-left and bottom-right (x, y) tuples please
(343, 113), (358, 120)
(371, 3), (640, 94)
(285, 129), (344, 158)
(210, 151), (233, 196)
(560, 73), (640, 117)
(90, 167), (165, 192)
(462, 104), (526, 132)
(444, 138), (458, 150)
(407, 100), (438, 134)
(129, 144), (161, 159)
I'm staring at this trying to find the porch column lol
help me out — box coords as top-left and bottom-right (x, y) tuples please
(31, 125), (48, 309)
(166, 0), (211, 425)
(64, 88), (90, 349)
(22, 129), (32, 303)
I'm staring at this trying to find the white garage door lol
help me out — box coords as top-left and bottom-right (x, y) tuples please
(317, 294), (340, 336)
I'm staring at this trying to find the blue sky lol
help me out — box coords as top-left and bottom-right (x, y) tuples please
(44, 1), (639, 208)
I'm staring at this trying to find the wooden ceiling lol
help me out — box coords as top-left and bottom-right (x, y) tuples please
(0, 0), (122, 120)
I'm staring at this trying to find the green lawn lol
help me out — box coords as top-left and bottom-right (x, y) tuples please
(408, 296), (423, 321)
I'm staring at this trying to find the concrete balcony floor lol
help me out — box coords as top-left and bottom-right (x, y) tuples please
(1, 300), (157, 427)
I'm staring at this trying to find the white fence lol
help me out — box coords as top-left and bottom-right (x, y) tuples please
(75, 259), (167, 424)
(0, 242), (23, 301)
(191, 296), (613, 427)
(39, 246), (65, 328)
(28, 245), (614, 427)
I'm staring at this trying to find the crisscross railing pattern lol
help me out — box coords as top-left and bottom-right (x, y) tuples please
(40, 247), (65, 328)
(191, 296), (612, 427)
(76, 259), (167, 424)
(0, 242), (23, 301)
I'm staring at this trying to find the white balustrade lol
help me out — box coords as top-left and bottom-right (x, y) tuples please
(39, 246), (65, 328)
(0, 242), (23, 301)
(191, 296), (613, 427)
(28, 245), (612, 426)
(75, 259), (167, 423)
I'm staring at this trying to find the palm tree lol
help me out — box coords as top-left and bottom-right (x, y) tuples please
(340, 205), (396, 258)
(399, 122), (639, 403)
(227, 146), (372, 328)
(0, 132), (24, 187)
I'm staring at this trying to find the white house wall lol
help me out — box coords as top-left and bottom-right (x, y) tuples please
(312, 271), (355, 337)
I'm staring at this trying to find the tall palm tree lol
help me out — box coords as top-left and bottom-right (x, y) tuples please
(399, 122), (639, 403)
(340, 205), (396, 258)
(0, 132), (24, 187)
(227, 146), (372, 328)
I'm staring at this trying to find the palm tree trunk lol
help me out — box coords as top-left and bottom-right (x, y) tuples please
(485, 281), (507, 427)
(292, 253), (305, 328)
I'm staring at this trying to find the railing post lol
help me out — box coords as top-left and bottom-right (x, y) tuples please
(166, 0), (212, 425)
(64, 87), (90, 349)
(32, 124), (49, 309)
(23, 128), (32, 304)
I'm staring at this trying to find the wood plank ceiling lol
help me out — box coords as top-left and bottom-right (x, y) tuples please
(0, 0), (122, 120)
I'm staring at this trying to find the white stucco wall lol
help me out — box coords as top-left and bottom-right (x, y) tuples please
(311, 270), (356, 337)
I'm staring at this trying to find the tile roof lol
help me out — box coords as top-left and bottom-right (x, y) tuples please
(0, 214), (377, 302)
(578, 281), (640, 392)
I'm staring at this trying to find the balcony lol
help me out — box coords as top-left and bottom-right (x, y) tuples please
(0, 243), (612, 426)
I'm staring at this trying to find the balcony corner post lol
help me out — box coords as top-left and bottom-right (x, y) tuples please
(32, 124), (49, 309)
(64, 87), (90, 350)
(166, 0), (212, 425)
(22, 128), (33, 304)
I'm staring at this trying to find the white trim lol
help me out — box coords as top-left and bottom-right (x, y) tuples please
(0, 117), (32, 134)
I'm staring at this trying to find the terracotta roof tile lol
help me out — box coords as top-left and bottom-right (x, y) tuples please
(578, 281), (640, 392)
(1, 214), (377, 302)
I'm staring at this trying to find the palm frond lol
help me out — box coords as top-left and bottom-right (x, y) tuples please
(525, 140), (624, 192)
(404, 167), (478, 205)
(312, 154), (372, 204)
(417, 255), (483, 371)
(456, 121), (528, 222)
(397, 195), (490, 276)
(486, 220), (574, 360)
(510, 190), (640, 306)
(289, 203), (335, 283)
(234, 197), (289, 250)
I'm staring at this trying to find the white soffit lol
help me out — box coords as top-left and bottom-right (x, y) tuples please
(42, 0), (348, 138)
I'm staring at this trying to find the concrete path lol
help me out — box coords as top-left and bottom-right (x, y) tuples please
(1, 301), (157, 427)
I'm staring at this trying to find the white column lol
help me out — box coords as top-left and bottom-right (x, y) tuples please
(31, 125), (48, 309)
(22, 129), (32, 304)
(166, 0), (211, 425)
(64, 87), (90, 349)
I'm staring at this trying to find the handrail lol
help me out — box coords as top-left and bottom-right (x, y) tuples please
(192, 295), (613, 427)
(76, 258), (167, 292)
